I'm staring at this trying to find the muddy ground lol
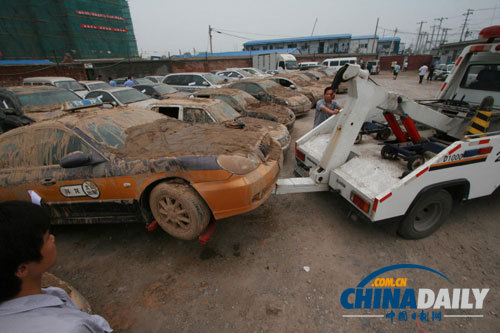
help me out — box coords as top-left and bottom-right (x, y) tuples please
(50, 71), (499, 332)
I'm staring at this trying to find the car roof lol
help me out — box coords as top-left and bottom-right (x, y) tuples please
(152, 97), (221, 108)
(193, 88), (240, 96)
(23, 77), (77, 82)
(91, 87), (135, 93)
(79, 80), (107, 84)
(165, 72), (209, 76)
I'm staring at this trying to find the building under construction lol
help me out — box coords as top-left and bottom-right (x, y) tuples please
(0, 0), (138, 61)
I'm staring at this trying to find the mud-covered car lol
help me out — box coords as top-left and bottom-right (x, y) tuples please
(0, 86), (83, 122)
(269, 76), (323, 105)
(192, 88), (295, 130)
(23, 77), (88, 97)
(79, 80), (112, 91)
(133, 83), (189, 99)
(162, 73), (229, 92)
(0, 108), (281, 240)
(227, 79), (312, 116)
(150, 97), (291, 151)
(84, 87), (159, 107)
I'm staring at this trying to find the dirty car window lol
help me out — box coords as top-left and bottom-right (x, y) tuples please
(113, 89), (150, 104)
(18, 90), (81, 107)
(54, 81), (86, 91)
(206, 103), (239, 122)
(79, 110), (165, 149)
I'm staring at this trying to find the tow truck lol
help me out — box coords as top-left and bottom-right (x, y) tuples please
(275, 26), (500, 239)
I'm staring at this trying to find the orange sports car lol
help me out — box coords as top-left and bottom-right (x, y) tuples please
(0, 108), (281, 240)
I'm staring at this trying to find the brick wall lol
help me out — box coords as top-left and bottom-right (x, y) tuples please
(379, 55), (433, 71)
(0, 64), (87, 86)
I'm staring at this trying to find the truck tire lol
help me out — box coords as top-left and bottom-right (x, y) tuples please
(398, 190), (452, 239)
(149, 183), (211, 240)
(381, 145), (397, 159)
(407, 155), (425, 170)
(376, 127), (391, 141)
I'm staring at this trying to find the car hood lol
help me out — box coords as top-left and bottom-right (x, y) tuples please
(112, 118), (281, 163)
(246, 101), (295, 125)
(236, 117), (289, 143)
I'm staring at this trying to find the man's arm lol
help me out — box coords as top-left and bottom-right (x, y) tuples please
(320, 102), (343, 115)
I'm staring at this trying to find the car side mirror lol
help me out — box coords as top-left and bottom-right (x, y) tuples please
(60, 151), (92, 168)
(257, 92), (266, 99)
(290, 84), (296, 89)
(202, 81), (210, 86)
(111, 101), (118, 106)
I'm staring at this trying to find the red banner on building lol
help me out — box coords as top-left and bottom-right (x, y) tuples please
(80, 24), (128, 33)
(76, 10), (126, 21)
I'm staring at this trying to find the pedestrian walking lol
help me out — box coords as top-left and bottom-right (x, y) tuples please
(108, 77), (117, 87)
(418, 64), (428, 84)
(427, 64), (435, 81)
(403, 60), (408, 72)
(393, 62), (400, 80)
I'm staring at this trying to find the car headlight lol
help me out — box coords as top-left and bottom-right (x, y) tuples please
(217, 154), (260, 175)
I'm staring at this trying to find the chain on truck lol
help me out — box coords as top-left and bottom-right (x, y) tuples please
(275, 26), (500, 239)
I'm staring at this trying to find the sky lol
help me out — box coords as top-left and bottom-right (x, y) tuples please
(127, 0), (500, 57)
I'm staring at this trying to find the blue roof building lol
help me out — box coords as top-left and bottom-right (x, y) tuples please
(243, 34), (353, 54)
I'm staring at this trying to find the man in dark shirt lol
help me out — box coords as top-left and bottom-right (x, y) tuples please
(313, 87), (343, 128)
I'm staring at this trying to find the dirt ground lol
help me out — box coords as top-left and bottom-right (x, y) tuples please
(50, 71), (499, 332)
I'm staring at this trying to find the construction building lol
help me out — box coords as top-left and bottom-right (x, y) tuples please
(0, 0), (138, 61)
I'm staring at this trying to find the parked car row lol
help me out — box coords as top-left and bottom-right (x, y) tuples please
(0, 67), (326, 240)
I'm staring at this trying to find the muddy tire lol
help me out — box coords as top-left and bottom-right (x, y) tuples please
(398, 190), (452, 239)
(149, 183), (210, 240)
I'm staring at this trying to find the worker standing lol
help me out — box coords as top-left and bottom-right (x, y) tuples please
(313, 87), (343, 128)
(418, 64), (429, 84)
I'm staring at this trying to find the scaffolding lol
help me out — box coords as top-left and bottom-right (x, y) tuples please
(0, 0), (139, 61)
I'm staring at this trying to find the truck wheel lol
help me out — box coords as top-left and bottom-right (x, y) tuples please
(381, 145), (397, 159)
(407, 155), (425, 170)
(149, 183), (210, 240)
(398, 190), (452, 239)
(376, 127), (391, 141)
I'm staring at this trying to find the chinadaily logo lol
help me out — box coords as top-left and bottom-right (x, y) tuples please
(340, 264), (489, 324)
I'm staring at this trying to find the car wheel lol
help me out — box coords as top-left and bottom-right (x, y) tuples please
(398, 190), (452, 239)
(149, 183), (211, 240)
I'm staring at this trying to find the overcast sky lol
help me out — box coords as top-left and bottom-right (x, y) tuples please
(128, 0), (500, 57)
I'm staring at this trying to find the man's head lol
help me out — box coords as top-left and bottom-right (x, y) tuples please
(0, 201), (54, 302)
(324, 87), (336, 102)
(108, 77), (112, 81)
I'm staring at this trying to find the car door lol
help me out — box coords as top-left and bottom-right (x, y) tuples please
(0, 131), (33, 202)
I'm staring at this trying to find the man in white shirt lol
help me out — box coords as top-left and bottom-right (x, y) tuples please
(0, 201), (112, 333)
(418, 64), (429, 84)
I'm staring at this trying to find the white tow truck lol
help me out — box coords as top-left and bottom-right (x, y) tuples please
(275, 26), (500, 239)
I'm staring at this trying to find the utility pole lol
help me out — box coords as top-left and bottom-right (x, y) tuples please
(310, 18), (318, 36)
(422, 32), (429, 54)
(429, 25), (437, 51)
(460, 9), (473, 42)
(434, 17), (447, 48)
(389, 28), (398, 55)
(441, 28), (450, 44)
(371, 17), (379, 54)
(209, 25), (213, 55)
(416, 21), (426, 54)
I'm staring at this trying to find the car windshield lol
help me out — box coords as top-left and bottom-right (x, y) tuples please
(80, 110), (165, 149)
(17, 90), (81, 107)
(202, 73), (226, 85)
(154, 84), (178, 94)
(88, 82), (110, 90)
(259, 80), (278, 89)
(206, 102), (240, 122)
(54, 81), (86, 91)
(233, 92), (254, 107)
(113, 89), (150, 104)
(135, 78), (154, 85)
(285, 61), (299, 70)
